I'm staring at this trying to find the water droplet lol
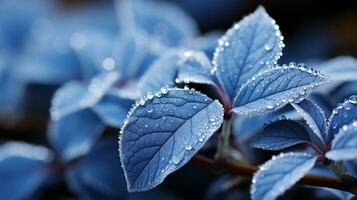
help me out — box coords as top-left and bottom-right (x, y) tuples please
(264, 43), (273, 51)
(185, 145), (192, 151)
(349, 96), (357, 104)
(102, 57), (115, 71)
(161, 87), (168, 94)
(267, 104), (275, 110)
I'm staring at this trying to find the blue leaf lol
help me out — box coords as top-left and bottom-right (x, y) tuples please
(212, 6), (284, 102)
(251, 152), (317, 200)
(318, 56), (357, 83)
(0, 61), (26, 116)
(326, 122), (357, 161)
(232, 63), (330, 116)
(50, 72), (119, 120)
(176, 50), (216, 86)
(66, 138), (128, 199)
(291, 99), (327, 145)
(0, 142), (53, 199)
(252, 120), (312, 151)
(136, 49), (184, 97)
(92, 91), (133, 128)
(49, 109), (105, 161)
(326, 95), (357, 143)
(117, 0), (198, 47)
(331, 82), (357, 106)
(70, 30), (117, 79)
(120, 88), (224, 192)
(184, 31), (223, 59)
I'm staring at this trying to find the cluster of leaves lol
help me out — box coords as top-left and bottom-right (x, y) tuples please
(1, 0), (357, 199)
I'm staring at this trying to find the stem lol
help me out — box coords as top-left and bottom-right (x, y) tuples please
(191, 154), (357, 195)
(215, 118), (232, 161)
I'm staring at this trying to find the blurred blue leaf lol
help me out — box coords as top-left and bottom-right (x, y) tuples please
(184, 31), (222, 59)
(176, 50), (216, 85)
(117, 0), (198, 47)
(92, 90), (133, 128)
(66, 137), (128, 199)
(212, 6), (284, 102)
(291, 99), (327, 146)
(136, 49), (184, 97)
(252, 120), (312, 151)
(0, 58), (26, 116)
(50, 72), (119, 120)
(120, 88), (224, 191)
(318, 56), (357, 83)
(49, 109), (105, 161)
(326, 122), (357, 161)
(0, 142), (53, 199)
(232, 64), (329, 116)
(0, 0), (55, 51)
(71, 30), (117, 79)
(326, 95), (357, 143)
(251, 152), (317, 200)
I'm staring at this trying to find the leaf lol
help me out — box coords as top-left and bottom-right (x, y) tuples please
(252, 119), (312, 151)
(50, 72), (119, 120)
(184, 31), (223, 59)
(0, 63), (26, 116)
(120, 87), (224, 192)
(291, 99), (327, 146)
(66, 138), (128, 199)
(326, 122), (357, 161)
(212, 6), (284, 102)
(318, 56), (357, 83)
(327, 95), (357, 143)
(251, 152), (317, 200)
(0, 142), (53, 199)
(70, 30), (117, 79)
(49, 109), (105, 161)
(136, 49), (184, 97)
(232, 63), (330, 116)
(92, 91), (133, 128)
(176, 50), (216, 85)
(117, 0), (198, 47)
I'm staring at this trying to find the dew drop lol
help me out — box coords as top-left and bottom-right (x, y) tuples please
(264, 43), (273, 51)
(349, 96), (357, 104)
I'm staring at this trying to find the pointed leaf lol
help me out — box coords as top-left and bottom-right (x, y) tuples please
(0, 142), (53, 199)
(50, 72), (119, 120)
(176, 50), (216, 85)
(92, 91), (133, 128)
(251, 153), (317, 200)
(184, 31), (223, 59)
(49, 109), (104, 161)
(232, 63), (329, 116)
(291, 99), (327, 144)
(252, 120), (312, 151)
(327, 95), (357, 143)
(136, 50), (184, 97)
(326, 122), (357, 161)
(318, 56), (357, 82)
(120, 88), (224, 192)
(66, 138), (128, 199)
(212, 6), (284, 101)
(117, 0), (198, 47)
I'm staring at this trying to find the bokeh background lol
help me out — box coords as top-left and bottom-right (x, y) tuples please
(0, 0), (356, 199)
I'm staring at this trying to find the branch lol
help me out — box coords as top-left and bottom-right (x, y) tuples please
(191, 154), (357, 195)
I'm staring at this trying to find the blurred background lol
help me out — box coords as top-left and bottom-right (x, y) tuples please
(0, 0), (356, 199)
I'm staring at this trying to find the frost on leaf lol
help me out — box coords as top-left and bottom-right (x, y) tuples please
(120, 87), (224, 192)
(212, 6), (284, 102)
(232, 63), (330, 117)
(326, 121), (357, 161)
(251, 152), (317, 200)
